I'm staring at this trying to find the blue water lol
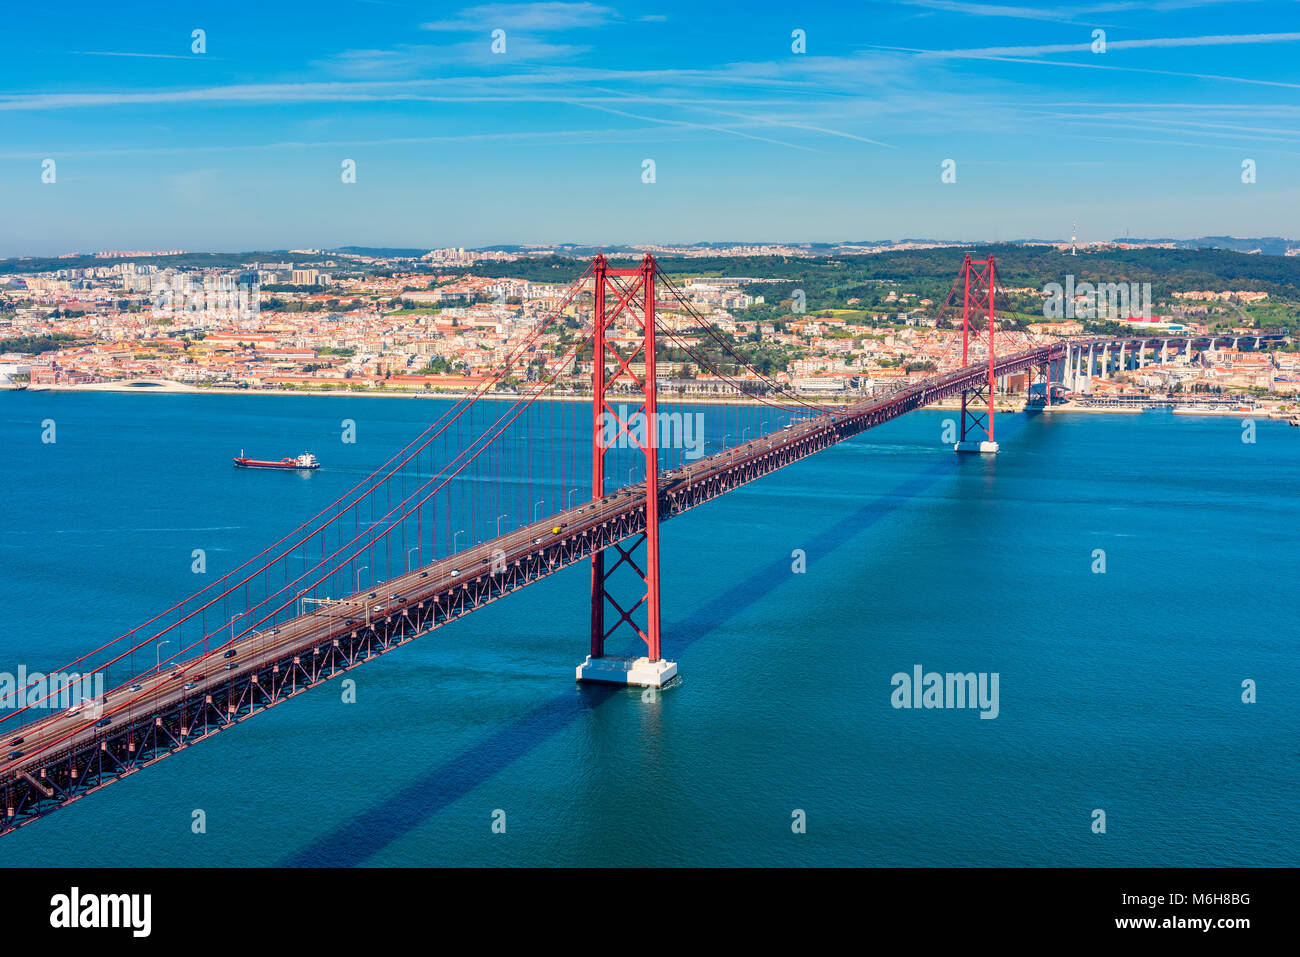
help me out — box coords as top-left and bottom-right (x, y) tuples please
(0, 391), (1295, 866)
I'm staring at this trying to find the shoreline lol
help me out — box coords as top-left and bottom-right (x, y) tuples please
(12, 381), (854, 409)
(1040, 404), (1143, 414)
(7, 383), (1026, 414)
(11, 382), (1288, 418)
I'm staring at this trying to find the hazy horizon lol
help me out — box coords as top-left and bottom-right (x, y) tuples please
(8, 233), (1300, 261)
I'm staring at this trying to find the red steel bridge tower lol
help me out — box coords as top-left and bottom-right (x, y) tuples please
(575, 254), (677, 688)
(954, 253), (1001, 454)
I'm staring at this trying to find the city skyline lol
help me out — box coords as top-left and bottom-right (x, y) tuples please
(2, 0), (1299, 257)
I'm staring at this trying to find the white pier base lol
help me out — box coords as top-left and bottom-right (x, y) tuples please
(953, 440), (1000, 454)
(576, 655), (678, 688)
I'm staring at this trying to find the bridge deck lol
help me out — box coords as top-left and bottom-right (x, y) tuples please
(1, 334), (1285, 831)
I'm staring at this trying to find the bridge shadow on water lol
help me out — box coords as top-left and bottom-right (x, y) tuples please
(282, 416), (1030, 866)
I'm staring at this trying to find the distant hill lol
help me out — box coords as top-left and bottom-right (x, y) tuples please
(5, 240), (1297, 293)
(465, 245), (1300, 301)
(0, 250), (343, 276)
(1124, 236), (1297, 256)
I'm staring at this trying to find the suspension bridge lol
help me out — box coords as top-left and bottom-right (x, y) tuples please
(0, 253), (1287, 835)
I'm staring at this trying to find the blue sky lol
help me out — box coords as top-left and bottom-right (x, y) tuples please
(1, 0), (1298, 256)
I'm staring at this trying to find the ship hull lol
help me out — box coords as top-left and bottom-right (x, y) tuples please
(233, 458), (319, 470)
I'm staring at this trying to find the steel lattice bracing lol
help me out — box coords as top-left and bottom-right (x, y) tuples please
(958, 253), (998, 446)
(589, 254), (663, 662)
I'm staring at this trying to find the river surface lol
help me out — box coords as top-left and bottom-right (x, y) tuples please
(0, 391), (1295, 866)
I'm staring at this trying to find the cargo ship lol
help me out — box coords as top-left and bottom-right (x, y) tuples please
(233, 450), (320, 470)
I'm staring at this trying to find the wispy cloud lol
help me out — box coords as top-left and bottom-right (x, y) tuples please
(558, 98), (821, 151)
(899, 0), (1096, 23)
(67, 51), (199, 60)
(0, 80), (438, 111)
(902, 31), (1300, 58)
(317, 39), (590, 75)
(867, 34), (1300, 90)
(0, 126), (687, 161)
(421, 2), (617, 31)
(902, 0), (1268, 23)
(1023, 107), (1300, 142)
(580, 87), (897, 148)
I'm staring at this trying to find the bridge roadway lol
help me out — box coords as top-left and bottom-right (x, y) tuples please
(0, 335), (1282, 831)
